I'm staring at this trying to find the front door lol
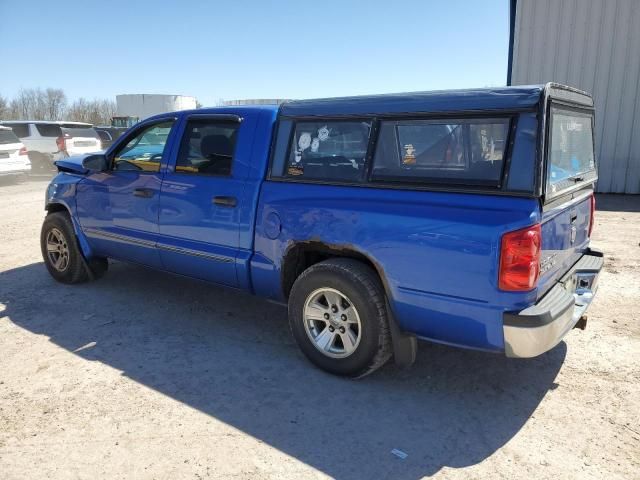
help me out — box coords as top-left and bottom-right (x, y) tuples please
(76, 118), (177, 267)
(157, 114), (248, 287)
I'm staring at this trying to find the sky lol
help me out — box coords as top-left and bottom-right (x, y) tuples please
(0, 0), (510, 106)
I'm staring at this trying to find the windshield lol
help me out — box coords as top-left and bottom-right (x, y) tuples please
(547, 106), (595, 194)
(0, 129), (21, 145)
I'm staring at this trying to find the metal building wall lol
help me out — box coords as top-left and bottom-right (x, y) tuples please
(509, 0), (640, 193)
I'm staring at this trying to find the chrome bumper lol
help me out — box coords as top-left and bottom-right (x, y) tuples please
(503, 249), (603, 358)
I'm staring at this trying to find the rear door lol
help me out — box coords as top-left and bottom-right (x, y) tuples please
(157, 113), (253, 287)
(538, 103), (597, 296)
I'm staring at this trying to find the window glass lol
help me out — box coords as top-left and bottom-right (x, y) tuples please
(284, 121), (371, 182)
(0, 129), (20, 145)
(175, 120), (238, 176)
(547, 107), (595, 194)
(4, 123), (30, 138)
(372, 118), (509, 185)
(35, 124), (63, 137)
(113, 121), (174, 172)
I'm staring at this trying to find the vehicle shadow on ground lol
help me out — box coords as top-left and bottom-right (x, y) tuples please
(1, 261), (566, 479)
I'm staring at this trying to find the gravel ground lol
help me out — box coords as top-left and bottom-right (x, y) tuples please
(0, 178), (638, 480)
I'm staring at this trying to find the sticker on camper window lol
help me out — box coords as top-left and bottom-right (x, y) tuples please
(287, 164), (304, 176)
(311, 137), (320, 152)
(298, 132), (312, 151)
(317, 126), (330, 142)
(402, 144), (416, 165)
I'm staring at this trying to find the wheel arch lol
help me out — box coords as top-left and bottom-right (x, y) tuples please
(45, 201), (93, 259)
(282, 240), (417, 368)
(281, 241), (390, 301)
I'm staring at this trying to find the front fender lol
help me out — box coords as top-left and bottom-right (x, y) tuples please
(45, 173), (93, 259)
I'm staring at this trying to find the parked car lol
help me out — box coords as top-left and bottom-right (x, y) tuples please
(40, 83), (602, 377)
(94, 126), (127, 150)
(0, 126), (31, 180)
(0, 121), (101, 173)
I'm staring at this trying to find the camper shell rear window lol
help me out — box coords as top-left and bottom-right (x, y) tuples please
(546, 105), (596, 197)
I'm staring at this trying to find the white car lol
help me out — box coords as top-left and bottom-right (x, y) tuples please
(0, 126), (31, 179)
(0, 121), (102, 173)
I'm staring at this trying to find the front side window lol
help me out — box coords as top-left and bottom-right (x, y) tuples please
(175, 119), (238, 176)
(284, 121), (371, 182)
(113, 121), (174, 172)
(547, 106), (595, 194)
(372, 118), (509, 186)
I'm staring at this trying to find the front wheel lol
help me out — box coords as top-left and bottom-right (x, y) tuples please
(288, 258), (392, 378)
(40, 212), (107, 283)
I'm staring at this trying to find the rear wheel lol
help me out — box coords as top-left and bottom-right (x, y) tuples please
(288, 258), (392, 377)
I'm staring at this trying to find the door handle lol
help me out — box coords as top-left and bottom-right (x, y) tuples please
(133, 188), (154, 198)
(213, 196), (237, 207)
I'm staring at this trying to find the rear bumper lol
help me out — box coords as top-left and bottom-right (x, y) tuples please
(503, 248), (603, 358)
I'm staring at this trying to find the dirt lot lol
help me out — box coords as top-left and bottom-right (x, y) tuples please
(0, 178), (638, 480)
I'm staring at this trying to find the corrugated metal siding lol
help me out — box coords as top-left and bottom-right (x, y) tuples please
(511, 0), (640, 193)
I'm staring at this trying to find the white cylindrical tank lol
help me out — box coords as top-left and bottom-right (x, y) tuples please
(116, 94), (197, 120)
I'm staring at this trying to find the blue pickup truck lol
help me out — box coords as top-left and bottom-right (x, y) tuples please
(41, 83), (602, 377)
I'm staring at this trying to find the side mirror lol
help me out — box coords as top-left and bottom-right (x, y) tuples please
(82, 154), (109, 172)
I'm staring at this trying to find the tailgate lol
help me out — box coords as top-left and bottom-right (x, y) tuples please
(67, 135), (101, 150)
(538, 193), (593, 297)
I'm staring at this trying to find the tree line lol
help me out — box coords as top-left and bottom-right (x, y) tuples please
(0, 88), (116, 126)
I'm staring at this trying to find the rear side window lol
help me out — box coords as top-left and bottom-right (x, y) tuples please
(0, 129), (20, 144)
(547, 106), (595, 195)
(3, 123), (29, 138)
(372, 118), (510, 186)
(175, 119), (238, 176)
(35, 124), (62, 137)
(284, 121), (372, 182)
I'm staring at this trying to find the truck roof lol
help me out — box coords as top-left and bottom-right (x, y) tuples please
(279, 85), (547, 117)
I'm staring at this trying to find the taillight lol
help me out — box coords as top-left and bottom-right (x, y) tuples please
(18, 146), (28, 156)
(588, 194), (596, 237)
(499, 224), (541, 291)
(56, 136), (67, 152)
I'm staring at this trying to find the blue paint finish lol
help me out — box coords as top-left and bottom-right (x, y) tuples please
(43, 85), (599, 356)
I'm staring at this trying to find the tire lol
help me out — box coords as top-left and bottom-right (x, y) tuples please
(40, 212), (95, 284)
(288, 258), (392, 378)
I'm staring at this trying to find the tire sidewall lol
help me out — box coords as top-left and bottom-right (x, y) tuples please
(289, 265), (385, 376)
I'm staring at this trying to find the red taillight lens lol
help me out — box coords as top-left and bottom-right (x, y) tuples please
(588, 194), (596, 237)
(18, 146), (28, 156)
(56, 136), (67, 152)
(499, 224), (541, 291)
